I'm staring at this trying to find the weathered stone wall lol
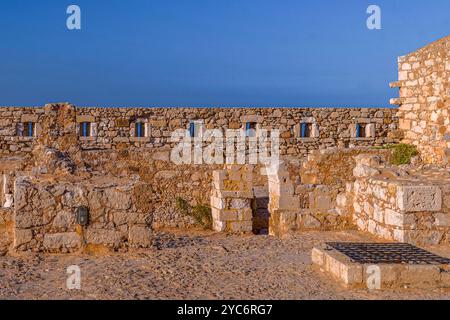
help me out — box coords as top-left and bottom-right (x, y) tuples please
(0, 104), (399, 233)
(295, 148), (392, 231)
(13, 175), (153, 253)
(80, 149), (221, 228)
(0, 106), (398, 157)
(265, 148), (392, 237)
(347, 155), (450, 245)
(391, 35), (450, 166)
(0, 107), (44, 155)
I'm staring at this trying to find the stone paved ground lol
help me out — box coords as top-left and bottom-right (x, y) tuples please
(1, 229), (450, 300)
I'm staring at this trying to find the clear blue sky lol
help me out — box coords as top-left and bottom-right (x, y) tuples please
(0, 0), (448, 107)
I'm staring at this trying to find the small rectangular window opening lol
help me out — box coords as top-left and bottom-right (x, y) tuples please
(300, 123), (312, 138)
(23, 122), (35, 137)
(189, 122), (201, 138)
(135, 122), (145, 137)
(356, 124), (366, 138)
(80, 122), (91, 137)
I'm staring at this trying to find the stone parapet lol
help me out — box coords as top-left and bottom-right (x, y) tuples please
(0, 105), (398, 158)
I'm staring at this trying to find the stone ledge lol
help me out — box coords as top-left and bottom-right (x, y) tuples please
(389, 81), (403, 88)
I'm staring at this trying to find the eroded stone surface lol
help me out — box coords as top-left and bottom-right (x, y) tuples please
(397, 186), (442, 212)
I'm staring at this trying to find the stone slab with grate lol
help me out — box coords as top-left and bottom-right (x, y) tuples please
(325, 242), (450, 265)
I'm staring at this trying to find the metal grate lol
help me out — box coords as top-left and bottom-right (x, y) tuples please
(325, 242), (450, 265)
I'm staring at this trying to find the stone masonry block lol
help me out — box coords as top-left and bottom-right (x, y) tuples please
(210, 196), (226, 210)
(213, 220), (226, 232)
(212, 170), (226, 190)
(211, 207), (238, 221)
(128, 225), (152, 247)
(396, 185), (442, 212)
(237, 208), (253, 221)
(393, 229), (407, 243)
(229, 198), (250, 210)
(229, 221), (252, 233)
(14, 229), (33, 248)
(212, 190), (253, 199)
(43, 232), (81, 250)
(341, 263), (364, 286)
(434, 212), (450, 227)
(323, 251), (363, 286)
(273, 194), (300, 211)
(84, 228), (121, 248)
(384, 209), (411, 227)
(399, 265), (440, 288)
(76, 115), (95, 123)
(354, 154), (381, 167)
(336, 193), (348, 207)
(353, 164), (381, 178)
(311, 247), (324, 266)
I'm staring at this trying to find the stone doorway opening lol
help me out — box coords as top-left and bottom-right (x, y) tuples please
(252, 197), (270, 235)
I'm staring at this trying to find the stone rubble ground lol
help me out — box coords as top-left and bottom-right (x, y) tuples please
(1, 229), (450, 300)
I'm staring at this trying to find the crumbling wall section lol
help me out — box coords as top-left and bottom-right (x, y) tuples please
(267, 148), (393, 237)
(13, 176), (153, 253)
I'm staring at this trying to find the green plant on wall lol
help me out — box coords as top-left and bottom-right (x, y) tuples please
(375, 143), (419, 165)
(176, 197), (190, 215)
(391, 144), (419, 165)
(176, 197), (212, 229)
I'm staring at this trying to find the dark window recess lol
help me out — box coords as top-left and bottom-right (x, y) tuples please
(356, 124), (366, 138)
(300, 123), (312, 138)
(135, 122), (145, 137)
(80, 122), (91, 137)
(22, 122), (35, 137)
(189, 122), (199, 138)
(252, 197), (270, 235)
(246, 122), (257, 137)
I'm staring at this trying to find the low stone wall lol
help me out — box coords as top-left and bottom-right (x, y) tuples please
(80, 148), (221, 229)
(268, 148), (392, 237)
(13, 175), (153, 253)
(348, 155), (450, 245)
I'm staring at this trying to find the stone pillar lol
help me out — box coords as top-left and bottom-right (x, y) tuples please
(267, 161), (300, 237)
(31, 103), (82, 175)
(211, 165), (253, 233)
